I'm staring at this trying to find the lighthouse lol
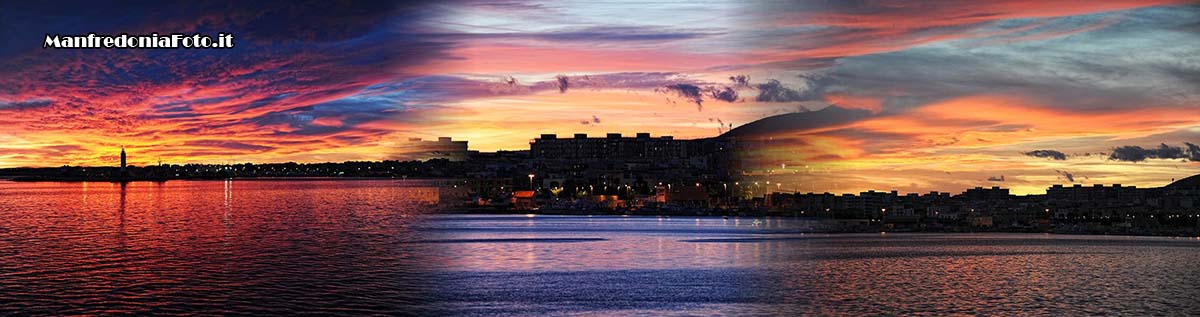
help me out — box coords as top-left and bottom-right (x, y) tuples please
(120, 146), (127, 176)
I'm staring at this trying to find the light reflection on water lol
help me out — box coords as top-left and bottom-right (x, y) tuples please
(0, 180), (439, 315)
(4, 181), (1200, 316)
(423, 214), (1200, 316)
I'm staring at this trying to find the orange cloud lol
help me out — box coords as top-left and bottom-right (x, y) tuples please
(737, 96), (1200, 194)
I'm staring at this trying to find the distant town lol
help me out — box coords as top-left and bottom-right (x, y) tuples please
(2, 132), (1198, 236)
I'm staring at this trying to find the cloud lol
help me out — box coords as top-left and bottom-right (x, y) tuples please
(808, 14), (1200, 113)
(708, 86), (739, 103)
(576, 115), (601, 125)
(987, 175), (1006, 182)
(390, 72), (741, 111)
(0, 0), (465, 166)
(459, 26), (719, 43)
(0, 99), (53, 111)
(1109, 143), (1200, 162)
(1055, 170), (1077, 183)
(1024, 149), (1068, 160)
(729, 75), (751, 87)
(739, 0), (1191, 63)
(555, 75), (570, 93)
(660, 84), (705, 110)
(182, 140), (274, 152)
(537, 72), (695, 91)
(754, 79), (808, 102)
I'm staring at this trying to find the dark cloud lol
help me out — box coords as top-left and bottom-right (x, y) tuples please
(0, 99), (52, 111)
(754, 79), (807, 102)
(538, 72), (694, 92)
(708, 86), (739, 103)
(1109, 143), (1199, 162)
(1023, 149), (1068, 160)
(555, 75), (570, 93)
(729, 75), (750, 87)
(591, 115), (601, 124)
(987, 175), (1005, 182)
(246, 96), (398, 139)
(660, 84), (705, 111)
(365, 72), (728, 114)
(1055, 170), (1076, 183)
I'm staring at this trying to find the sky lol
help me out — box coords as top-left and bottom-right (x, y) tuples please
(1, 1), (1198, 194)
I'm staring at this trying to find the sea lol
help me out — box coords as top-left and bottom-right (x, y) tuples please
(2, 180), (1198, 315)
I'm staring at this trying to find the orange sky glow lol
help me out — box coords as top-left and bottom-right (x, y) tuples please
(2, 1), (1197, 194)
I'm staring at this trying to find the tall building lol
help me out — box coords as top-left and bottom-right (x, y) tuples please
(529, 132), (688, 160)
(119, 146), (127, 175)
(524, 132), (739, 193)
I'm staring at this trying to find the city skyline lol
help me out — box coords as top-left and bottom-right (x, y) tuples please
(2, 1), (1198, 195)
(4, 133), (1197, 197)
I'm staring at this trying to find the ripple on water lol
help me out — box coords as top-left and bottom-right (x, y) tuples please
(413, 238), (607, 244)
(0, 180), (441, 316)
(419, 215), (1200, 316)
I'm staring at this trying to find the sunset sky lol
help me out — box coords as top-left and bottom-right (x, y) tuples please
(1, 1), (1198, 194)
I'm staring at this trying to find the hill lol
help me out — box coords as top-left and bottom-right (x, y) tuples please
(721, 105), (873, 139)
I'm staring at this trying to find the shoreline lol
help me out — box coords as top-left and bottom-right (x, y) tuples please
(3, 179), (1194, 238)
(432, 211), (1200, 238)
(0, 176), (452, 182)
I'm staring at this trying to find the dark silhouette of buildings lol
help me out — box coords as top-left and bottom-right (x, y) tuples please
(2, 132), (1198, 237)
(519, 132), (737, 211)
(767, 177), (1200, 236)
(530, 133), (688, 160)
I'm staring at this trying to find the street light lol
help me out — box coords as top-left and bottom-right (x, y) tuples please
(528, 173), (535, 190)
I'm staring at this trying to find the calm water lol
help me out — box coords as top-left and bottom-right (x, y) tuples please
(422, 215), (1200, 316)
(4, 181), (1200, 315)
(0, 180), (440, 315)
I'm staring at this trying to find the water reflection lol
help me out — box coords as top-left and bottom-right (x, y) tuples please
(116, 182), (128, 251)
(222, 179), (232, 225)
(6, 182), (1200, 316)
(423, 215), (1200, 316)
(0, 180), (440, 315)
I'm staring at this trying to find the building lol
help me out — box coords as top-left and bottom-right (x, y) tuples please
(397, 137), (470, 161)
(119, 146), (126, 175)
(962, 186), (1010, 201)
(512, 191), (537, 210)
(530, 132), (688, 160)
(662, 184), (710, 208)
